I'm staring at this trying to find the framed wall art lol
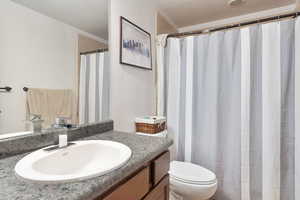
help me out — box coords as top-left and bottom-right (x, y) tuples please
(120, 17), (152, 70)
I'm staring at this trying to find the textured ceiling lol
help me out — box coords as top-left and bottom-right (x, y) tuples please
(11, 0), (108, 40)
(11, 0), (296, 38)
(159, 0), (295, 28)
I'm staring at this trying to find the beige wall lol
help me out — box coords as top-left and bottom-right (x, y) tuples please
(157, 13), (177, 34)
(78, 34), (108, 53)
(109, 0), (157, 132)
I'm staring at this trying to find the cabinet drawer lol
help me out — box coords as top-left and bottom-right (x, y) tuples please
(152, 151), (170, 185)
(143, 175), (169, 200)
(103, 166), (150, 200)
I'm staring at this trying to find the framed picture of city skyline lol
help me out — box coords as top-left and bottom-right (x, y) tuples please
(120, 17), (152, 70)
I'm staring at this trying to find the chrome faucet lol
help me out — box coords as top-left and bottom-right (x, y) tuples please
(58, 134), (68, 148)
(44, 134), (75, 152)
(29, 114), (44, 133)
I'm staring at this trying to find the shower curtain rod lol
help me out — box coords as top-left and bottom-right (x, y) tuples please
(168, 11), (300, 38)
(80, 48), (108, 55)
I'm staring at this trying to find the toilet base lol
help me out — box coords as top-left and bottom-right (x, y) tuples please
(170, 177), (217, 200)
(169, 161), (217, 200)
(170, 190), (213, 200)
(170, 190), (183, 200)
(170, 191), (213, 200)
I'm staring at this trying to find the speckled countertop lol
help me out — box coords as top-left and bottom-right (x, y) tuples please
(0, 131), (172, 200)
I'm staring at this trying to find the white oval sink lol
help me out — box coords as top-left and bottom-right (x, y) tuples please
(15, 140), (132, 183)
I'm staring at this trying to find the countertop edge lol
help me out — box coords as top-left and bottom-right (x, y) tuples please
(87, 139), (172, 200)
(0, 130), (173, 200)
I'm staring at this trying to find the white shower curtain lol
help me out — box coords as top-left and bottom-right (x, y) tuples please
(79, 51), (110, 124)
(161, 17), (300, 200)
(156, 34), (168, 116)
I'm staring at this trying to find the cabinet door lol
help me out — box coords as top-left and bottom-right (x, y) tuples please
(103, 167), (150, 200)
(152, 151), (170, 185)
(143, 176), (169, 200)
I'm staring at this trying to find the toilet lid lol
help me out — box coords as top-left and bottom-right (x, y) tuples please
(169, 161), (217, 185)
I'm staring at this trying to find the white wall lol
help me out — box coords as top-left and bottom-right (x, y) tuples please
(109, 0), (158, 132)
(0, 0), (103, 134)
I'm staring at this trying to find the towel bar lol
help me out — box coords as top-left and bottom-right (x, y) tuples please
(0, 87), (12, 92)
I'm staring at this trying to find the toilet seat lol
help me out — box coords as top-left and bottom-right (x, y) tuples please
(171, 175), (217, 185)
(169, 161), (217, 185)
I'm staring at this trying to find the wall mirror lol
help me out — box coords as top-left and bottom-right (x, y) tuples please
(0, 0), (110, 139)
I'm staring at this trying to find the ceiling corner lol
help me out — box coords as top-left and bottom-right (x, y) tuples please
(157, 10), (178, 30)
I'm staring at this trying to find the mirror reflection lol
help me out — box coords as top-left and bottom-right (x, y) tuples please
(0, 0), (109, 138)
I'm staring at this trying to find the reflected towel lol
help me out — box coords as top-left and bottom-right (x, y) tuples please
(26, 88), (73, 128)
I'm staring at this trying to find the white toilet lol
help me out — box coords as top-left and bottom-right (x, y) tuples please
(136, 128), (217, 200)
(169, 161), (218, 200)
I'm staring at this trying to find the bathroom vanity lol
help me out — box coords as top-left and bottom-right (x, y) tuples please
(99, 151), (170, 200)
(0, 122), (172, 200)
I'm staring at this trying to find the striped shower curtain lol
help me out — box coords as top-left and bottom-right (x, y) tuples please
(79, 51), (110, 124)
(162, 18), (300, 200)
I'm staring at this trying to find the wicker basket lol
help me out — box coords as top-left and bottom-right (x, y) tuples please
(135, 116), (166, 134)
(136, 122), (166, 134)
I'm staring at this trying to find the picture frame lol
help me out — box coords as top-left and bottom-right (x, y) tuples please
(120, 17), (152, 70)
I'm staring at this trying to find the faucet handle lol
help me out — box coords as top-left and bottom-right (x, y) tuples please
(58, 134), (68, 148)
(30, 114), (42, 121)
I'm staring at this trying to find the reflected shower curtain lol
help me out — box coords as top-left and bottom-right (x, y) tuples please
(79, 51), (110, 124)
(164, 18), (300, 200)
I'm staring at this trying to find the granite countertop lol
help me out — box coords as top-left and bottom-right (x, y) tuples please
(0, 131), (172, 200)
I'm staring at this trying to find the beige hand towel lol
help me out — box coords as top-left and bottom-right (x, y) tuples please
(26, 88), (73, 128)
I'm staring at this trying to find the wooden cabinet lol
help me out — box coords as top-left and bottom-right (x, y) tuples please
(152, 151), (170, 186)
(103, 167), (150, 200)
(143, 176), (169, 200)
(95, 151), (170, 200)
